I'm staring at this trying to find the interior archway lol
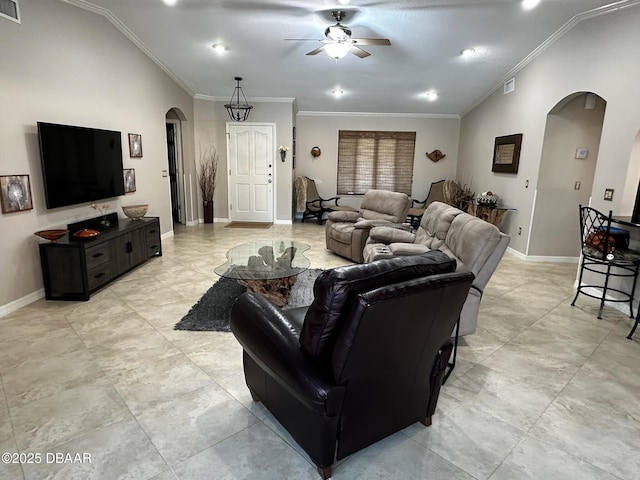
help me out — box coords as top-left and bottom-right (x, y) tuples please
(528, 92), (607, 258)
(166, 107), (187, 225)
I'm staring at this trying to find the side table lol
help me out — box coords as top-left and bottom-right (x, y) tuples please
(467, 203), (515, 226)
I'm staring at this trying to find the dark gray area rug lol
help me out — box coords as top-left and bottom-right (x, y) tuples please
(174, 268), (322, 332)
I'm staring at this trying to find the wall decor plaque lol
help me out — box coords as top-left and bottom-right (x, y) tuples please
(492, 134), (523, 174)
(0, 174), (33, 213)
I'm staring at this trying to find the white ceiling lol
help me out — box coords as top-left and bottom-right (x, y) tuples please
(70, 0), (636, 115)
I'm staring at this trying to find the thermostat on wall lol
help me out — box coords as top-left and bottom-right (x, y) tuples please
(575, 148), (589, 159)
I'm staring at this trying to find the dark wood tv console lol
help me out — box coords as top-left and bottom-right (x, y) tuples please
(38, 216), (162, 301)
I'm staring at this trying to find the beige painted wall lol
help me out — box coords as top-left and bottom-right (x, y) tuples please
(621, 132), (640, 216)
(194, 98), (295, 223)
(458, 5), (640, 255)
(294, 113), (461, 211)
(528, 94), (605, 257)
(0, 0), (194, 310)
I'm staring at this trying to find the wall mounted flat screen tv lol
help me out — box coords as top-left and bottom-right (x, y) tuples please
(38, 122), (125, 209)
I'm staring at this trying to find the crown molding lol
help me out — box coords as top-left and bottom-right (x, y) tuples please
(297, 111), (460, 119)
(61, 0), (194, 97)
(194, 94), (296, 103)
(462, 0), (640, 116)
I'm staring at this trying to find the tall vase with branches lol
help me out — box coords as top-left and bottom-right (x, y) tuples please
(199, 145), (218, 224)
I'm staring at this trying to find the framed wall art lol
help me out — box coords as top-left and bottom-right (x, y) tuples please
(492, 133), (523, 174)
(1, 174), (33, 213)
(123, 168), (136, 193)
(128, 133), (143, 158)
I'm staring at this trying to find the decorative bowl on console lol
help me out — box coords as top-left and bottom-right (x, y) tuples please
(73, 229), (100, 239)
(122, 204), (148, 220)
(34, 229), (68, 243)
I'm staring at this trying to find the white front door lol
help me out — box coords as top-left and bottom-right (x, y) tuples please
(227, 123), (275, 222)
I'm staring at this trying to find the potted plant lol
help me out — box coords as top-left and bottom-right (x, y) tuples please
(198, 145), (218, 224)
(454, 183), (476, 212)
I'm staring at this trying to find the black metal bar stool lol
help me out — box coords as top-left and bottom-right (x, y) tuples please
(571, 205), (640, 339)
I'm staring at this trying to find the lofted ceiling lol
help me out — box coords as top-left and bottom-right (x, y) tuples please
(68, 0), (636, 115)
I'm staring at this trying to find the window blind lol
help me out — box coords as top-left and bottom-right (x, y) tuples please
(337, 130), (416, 195)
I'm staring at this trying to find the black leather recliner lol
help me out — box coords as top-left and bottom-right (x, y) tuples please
(230, 251), (474, 479)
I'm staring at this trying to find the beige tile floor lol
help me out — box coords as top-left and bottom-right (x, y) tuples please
(1, 222), (639, 480)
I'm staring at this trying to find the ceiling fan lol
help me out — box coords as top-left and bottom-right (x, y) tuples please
(289, 11), (391, 59)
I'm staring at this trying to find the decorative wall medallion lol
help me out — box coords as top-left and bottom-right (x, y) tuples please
(426, 149), (446, 162)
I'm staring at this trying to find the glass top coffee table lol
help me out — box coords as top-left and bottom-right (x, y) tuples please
(214, 240), (310, 306)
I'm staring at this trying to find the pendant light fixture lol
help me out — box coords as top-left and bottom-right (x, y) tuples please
(224, 77), (253, 122)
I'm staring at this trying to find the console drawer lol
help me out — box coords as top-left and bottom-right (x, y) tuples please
(85, 243), (110, 269)
(87, 261), (112, 290)
(145, 222), (161, 257)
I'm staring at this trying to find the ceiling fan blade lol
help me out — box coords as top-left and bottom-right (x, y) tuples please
(351, 38), (391, 46)
(306, 46), (326, 56)
(284, 38), (323, 42)
(349, 46), (371, 58)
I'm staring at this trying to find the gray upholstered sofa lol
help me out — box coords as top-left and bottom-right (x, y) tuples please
(363, 201), (510, 335)
(325, 189), (411, 263)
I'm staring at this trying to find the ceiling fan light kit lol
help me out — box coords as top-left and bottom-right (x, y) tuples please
(224, 77), (253, 122)
(324, 42), (351, 59)
(296, 10), (390, 60)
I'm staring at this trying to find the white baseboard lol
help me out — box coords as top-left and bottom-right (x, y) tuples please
(506, 247), (578, 263)
(187, 217), (228, 225)
(0, 289), (45, 318)
(199, 218), (290, 225)
(161, 231), (174, 240)
(578, 286), (633, 317)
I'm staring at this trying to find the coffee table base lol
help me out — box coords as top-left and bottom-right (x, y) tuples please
(238, 276), (297, 307)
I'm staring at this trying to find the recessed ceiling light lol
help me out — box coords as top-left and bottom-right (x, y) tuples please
(422, 91), (438, 101)
(211, 43), (227, 54)
(163, 0), (178, 6)
(522, 0), (540, 10)
(460, 47), (476, 57)
(332, 89), (344, 97)
(338, 0), (350, 5)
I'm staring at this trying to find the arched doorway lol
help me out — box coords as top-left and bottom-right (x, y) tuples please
(528, 92), (606, 258)
(620, 131), (640, 218)
(166, 108), (186, 225)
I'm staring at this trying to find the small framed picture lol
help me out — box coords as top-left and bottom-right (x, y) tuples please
(575, 148), (589, 159)
(128, 133), (143, 158)
(1, 174), (33, 214)
(123, 168), (136, 193)
(604, 188), (614, 201)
